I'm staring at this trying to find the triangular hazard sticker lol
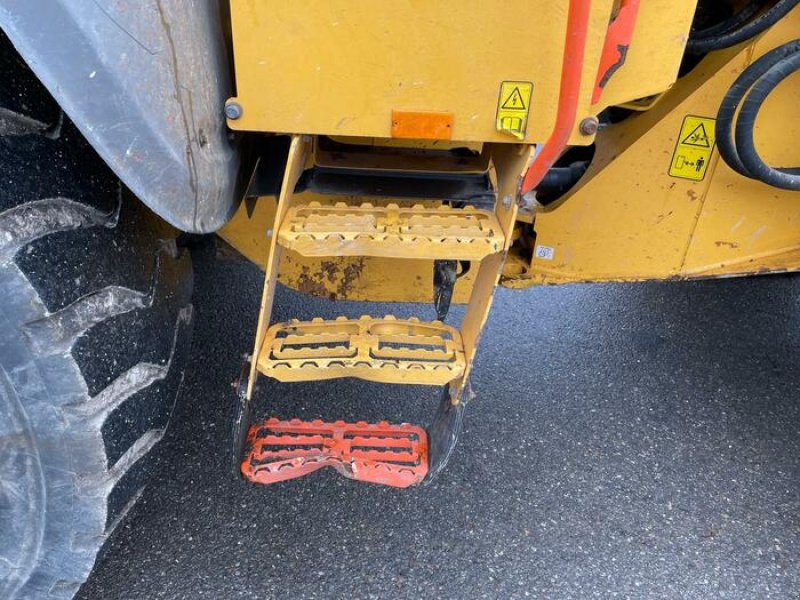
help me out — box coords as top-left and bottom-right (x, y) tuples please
(681, 123), (711, 148)
(501, 87), (527, 110)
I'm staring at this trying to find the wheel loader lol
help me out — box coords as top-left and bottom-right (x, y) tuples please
(1, 1), (799, 597)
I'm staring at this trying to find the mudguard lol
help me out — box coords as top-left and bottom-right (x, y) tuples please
(0, 0), (240, 233)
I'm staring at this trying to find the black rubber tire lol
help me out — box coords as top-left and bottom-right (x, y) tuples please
(0, 34), (193, 599)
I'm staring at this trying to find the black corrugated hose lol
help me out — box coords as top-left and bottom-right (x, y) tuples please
(716, 39), (800, 190)
(687, 0), (800, 53)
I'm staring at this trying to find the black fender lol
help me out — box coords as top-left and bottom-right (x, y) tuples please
(0, 0), (240, 233)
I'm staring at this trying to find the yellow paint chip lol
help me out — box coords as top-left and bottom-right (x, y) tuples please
(495, 81), (533, 140)
(669, 115), (716, 182)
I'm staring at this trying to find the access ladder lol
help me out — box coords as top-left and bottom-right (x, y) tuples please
(235, 136), (533, 487)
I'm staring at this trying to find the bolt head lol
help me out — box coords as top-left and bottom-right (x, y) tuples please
(225, 101), (243, 120)
(518, 191), (538, 212)
(502, 194), (513, 208)
(579, 117), (599, 136)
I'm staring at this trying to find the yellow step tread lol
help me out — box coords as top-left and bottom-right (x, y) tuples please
(278, 202), (504, 260)
(256, 315), (466, 385)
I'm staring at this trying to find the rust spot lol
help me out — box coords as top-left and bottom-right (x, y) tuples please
(296, 276), (328, 297)
(686, 189), (698, 201)
(714, 241), (739, 249)
(319, 260), (339, 283)
(295, 265), (331, 298)
(337, 257), (366, 299)
(282, 257), (366, 300)
(289, 259), (367, 301)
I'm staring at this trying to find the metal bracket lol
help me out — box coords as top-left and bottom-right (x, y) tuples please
(424, 383), (470, 484)
(231, 356), (252, 478)
(433, 260), (471, 321)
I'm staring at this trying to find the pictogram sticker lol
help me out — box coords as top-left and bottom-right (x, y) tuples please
(681, 123), (711, 148)
(669, 115), (717, 181)
(496, 81), (533, 140)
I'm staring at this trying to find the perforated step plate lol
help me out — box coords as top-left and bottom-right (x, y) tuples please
(256, 315), (465, 385)
(242, 418), (428, 488)
(278, 201), (504, 260)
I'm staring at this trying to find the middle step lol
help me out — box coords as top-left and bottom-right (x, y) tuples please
(257, 315), (466, 385)
(278, 201), (504, 260)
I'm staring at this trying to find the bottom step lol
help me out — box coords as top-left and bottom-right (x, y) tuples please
(242, 418), (428, 488)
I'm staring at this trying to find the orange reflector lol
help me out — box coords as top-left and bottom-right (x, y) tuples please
(391, 110), (453, 140)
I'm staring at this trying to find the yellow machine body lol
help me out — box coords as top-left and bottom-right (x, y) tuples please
(226, 0), (693, 143)
(519, 9), (800, 286)
(222, 4), (800, 300)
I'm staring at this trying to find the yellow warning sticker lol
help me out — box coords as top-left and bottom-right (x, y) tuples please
(496, 81), (533, 140)
(669, 115), (717, 181)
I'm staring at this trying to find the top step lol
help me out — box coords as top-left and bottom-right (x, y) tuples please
(278, 202), (504, 261)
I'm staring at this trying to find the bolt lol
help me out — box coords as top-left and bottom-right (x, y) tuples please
(502, 194), (513, 209)
(266, 229), (273, 238)
(225, 101), (243, 120)
(579, 116), (599, 136)
(517, 191), (538, 212)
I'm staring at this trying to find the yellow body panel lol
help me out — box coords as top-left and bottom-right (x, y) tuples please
(516, 10), (800, 286)
(594, 0), (696, 111)
(221, 3), (799, 299)
(228, 0), (619, 144)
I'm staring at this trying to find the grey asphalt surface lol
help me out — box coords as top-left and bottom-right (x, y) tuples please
(79, 251), (800, 600)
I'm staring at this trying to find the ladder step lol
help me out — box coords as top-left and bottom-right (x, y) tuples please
(256, 315), (465, 385)
(278, 201), (504, 260)
(242, 418), (428, 488)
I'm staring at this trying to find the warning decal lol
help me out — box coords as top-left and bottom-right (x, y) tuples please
(669, 115), (716, 181)
(681, 123), (711, 147)
(496, 81), (533, 140)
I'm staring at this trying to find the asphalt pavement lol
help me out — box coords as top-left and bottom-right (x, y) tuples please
(79, 250), (800, 600)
